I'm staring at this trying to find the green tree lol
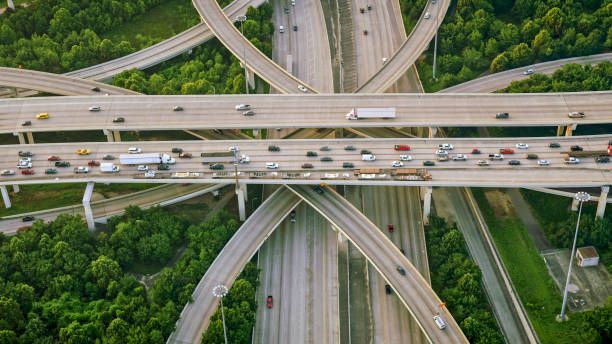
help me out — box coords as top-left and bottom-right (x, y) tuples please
(91, 256), (122, 290)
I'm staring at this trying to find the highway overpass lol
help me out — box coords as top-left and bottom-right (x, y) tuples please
(1, 92), (610, 137)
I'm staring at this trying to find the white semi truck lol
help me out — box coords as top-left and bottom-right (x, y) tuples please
(119, 153), (175, 165)
(346, 107), (396, 120)
(100, 163), (120, 173)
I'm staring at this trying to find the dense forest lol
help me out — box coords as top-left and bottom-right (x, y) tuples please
(426, 215), (504, 343)
(0, 208), (258, 343)
(111, 4), (274, 95)
(412, 0), (612, 90)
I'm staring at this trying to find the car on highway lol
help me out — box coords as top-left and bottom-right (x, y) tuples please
(489, 153), (504, 160)
(172, 147), (183, 153)
(89, 106), (100, 112)
(388, 224), (394, 232)
(158, 164), (170, 170)
(145, 170), (156, 178)
(570, 145), (583, 151)
(77, 148), (90, 155)
(471, 149), (481, 154)
(22, 215), (35, 222)
(103, 155), (115, 160)
(392, 161), (403, 167)
(284, 7), (289, 13)
(17, 162), (32, 169)
(290, 210), (296, 223)
(435, 150), (448, 156)
(423, 161), (435, 166)
(47, 156), (60, 161)
(112, 117), (124, 123)
(568, 111), (585, 118)
(424, 12), (431, 19)
(385, 284), (392, 294)
(320, 146), (331, 151)
(438, 143), (453, 150)
(495, 112), (509, 119)
(242, 110), (255, 116)
(394, 144), (410, 151)
(321, 157), (333, 162)
(508, 160), (521, 165)
(55, 161), (70, 167)
(235, 104), (250, 111)
(399, 155), (412, 161)
(526, 154), (538, 160)
(173, 106), (183, 111)
(22, 120), (31, 126)
(128, 147), (142, 154)
(523, 69), (534, 75)
(267, 296), (273, 308)
(597, 156), (610, 163)
(302, 163), (314, 169)
(538, 160), (550, 166)
(293, 25), (298, 31)
(345, 145), (356, 151)
(549, 143), (561, 148)
(21, 169), (34, 175)
(91, 86), (101, 92)
(516, 143), (529, 149)
(36, 113), (50, 119)
(313, 185), (324, 194)
(433, 315), (447, 330)
(438, 155), (449, 162)
(361, 154), (376, 161)
(564, 157), (580, 164)
(343, 162), (354, 168)
(45, 168), (57, 174)
(18, 151), (33, 157)
(179, 152), (192, 158)
(209, 163), (224, 170)
(396, 266), (406, 275)
(452, 154), (467, 161)
(306, 151), (318, 157)
(88, 160), (100, 166)
(74, 166), (89, 173)
(268, 145), (280, 152)
(266, 162), (279, 169)
(279, 25), (285, 33)
(1, 170), (15, 176)
(476, 160), (489, 166)
(499, 148), (514, 154)
(382, 57), (388, 64)
(137, 165), (149, 171)
(360, 149), (371, 154)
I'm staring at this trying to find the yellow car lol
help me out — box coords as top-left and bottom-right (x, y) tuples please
(36, 113), (50, 119)
(77, 149), (91, 155)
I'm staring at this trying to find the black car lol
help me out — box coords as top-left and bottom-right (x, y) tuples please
(290, 210), (296, 223)
(423, 161), (435, 166)
(112, 117), (125, 123)
(570, 145), (583, 151)
(396, 266), (406, 275)
(172, 147), (183, 153)
(284, 7), (289, 13)
(313, 186), (324, 194)
(209, 163), (224, 170)
(293, 25), (298, 31)
(360, 149), (371, 154)
(301, 163), (314, 169)
(526, 154), (538, 160)
(103, 155), (115, 160)
(55, 161), (70, 167)
(158, 164), (170, 170)
(321, 157), (333, 162)
(18, 151), (33, 157)
(495, 112), (509, 119)
(45, 168), (57, 174)
(320, 146), (331, 151)
(345, 146), (356, 151)
(22, 216), (35, 222)
(91, 87), (100, 92)
(306, 151), (318, 157)
(268, 145), (280, 152)
(549, 143), (561, 148)
(509, 160), (521, 165)
(385, 284), (392, 295)
(343, 162), (354, 168)
(173, 106), (183, 111)
(597, 156), (610, 163)
(22, 120), (31, 126)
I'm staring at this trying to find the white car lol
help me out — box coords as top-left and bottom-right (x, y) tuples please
(137, 165), (149, 171)
(392, 161), (403, 167)
(564, 157), (580, 164)
(361, 154), (376, 161)
(1, 170), (15, 176)
(516, 143), (529, 149)
(298, 85), (308, 93)
(19, 157), (32, 163)
(424, 12), (431, 19)
(17, 162), (32, 169)
(128, 147), (142, 154)
(438, 143), (453, 150)
(489, 153), (504, 160)
(538, 160), (550, 166)
(74, 166), (89, 173)
(239, 155), (250, 164)
(476, 160), (489, 166)
(452, 154), (467, 161)
(435, 150), (449, 156)
(266, 162), (279, 169)
(88, 106), (100, 112)
(523, 69), (534, 75)
(382, 57), (388, 64)
(235, 104), (250, 111)
(399, 155), (412, 161)
(145, 170), (156, 178)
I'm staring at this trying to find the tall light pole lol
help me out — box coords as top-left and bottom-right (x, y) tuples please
(432, 1), (439, 81)
(212, 284), (229, 344)
(558, 191), (591, 321)
(236, 15), (248, 94)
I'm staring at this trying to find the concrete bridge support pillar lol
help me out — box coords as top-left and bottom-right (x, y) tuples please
(13, 132), (25, 144)
(253, 129), (259, 137)
(103, 129), (114, 142)
(565, 124), (577, 137)
(12, 184), (19, 193)
(557, 126), (564, 137)
(82, 182), (95, 230)
(571, 197), (579, 211)
(428, 127), (438, 138)
(421, 186), (432, 224)
(7, 0), (15, 10)
(26, 132), (34, 144)
(1, 185), (11, 209)
(236, 183), (247, 221)
(113, 131), (121, 142)
(596, 186), (609, 219)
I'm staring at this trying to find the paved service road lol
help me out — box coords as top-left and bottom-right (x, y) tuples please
(441, 53), (612, 93)
(2, 92), (611, 134)
(286, 184), (469, 343)
(167, 187), (302, 344)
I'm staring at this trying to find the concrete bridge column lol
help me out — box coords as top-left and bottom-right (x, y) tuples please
(82, 182), (95, 230)
(1, 185), (11, 208)
(596, 186), (609, 219)
(253, 129), (259, 137)
(13, 132), (25, 144)
(565, 124), (577, 137)
(113, 131), (121, 142)
(236, 183), (247, 221)
(26, 132), (34, 144)
(571, 197), (579, 211)
(428, 127), (437, 138)
(557, 126), (564, 137)
(103, 129), (114, 142)
(421, 186), (432, 224)
(12, 185), (19, 193)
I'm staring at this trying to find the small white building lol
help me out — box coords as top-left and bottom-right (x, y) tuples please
(576, 246), (599, 267)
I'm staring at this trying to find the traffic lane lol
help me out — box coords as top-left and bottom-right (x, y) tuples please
(286, 184), (469, 343)
(167, 187), (301, 344)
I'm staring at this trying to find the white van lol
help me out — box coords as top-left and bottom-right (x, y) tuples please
(279, 25), (285, 33)
(433, 315), (446, 330)
(291, 0), (295, 5)
(361, 154), (376, 161)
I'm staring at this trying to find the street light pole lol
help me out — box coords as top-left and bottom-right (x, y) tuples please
(558, 191), (591, 321)
(432, 2), (439, 81)
(236, 15), (248, 94)
(212, 284), (229, 344)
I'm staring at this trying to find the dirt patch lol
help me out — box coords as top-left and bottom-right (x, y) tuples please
(484, 190), (515, 219)
(90, 192), (107, 202)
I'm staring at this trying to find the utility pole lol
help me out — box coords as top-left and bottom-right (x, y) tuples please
(212, 284), (229, 344)
(432, 2), (439, 81)
(236, 15), (248, 94)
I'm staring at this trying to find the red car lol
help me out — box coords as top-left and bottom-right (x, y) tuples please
(499, 148), (514, 154)
(471, 149), (481, 154)
(88, 160), (100, 166)
(47, 155), (60, 161)
(179, 152), (192, 158)
(394, 144), (411, 151)
(21, 169), (34, 175)
(388, 224), (394, 232)
(266, 296), (273, 308)
(301, 163), (314, 169)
